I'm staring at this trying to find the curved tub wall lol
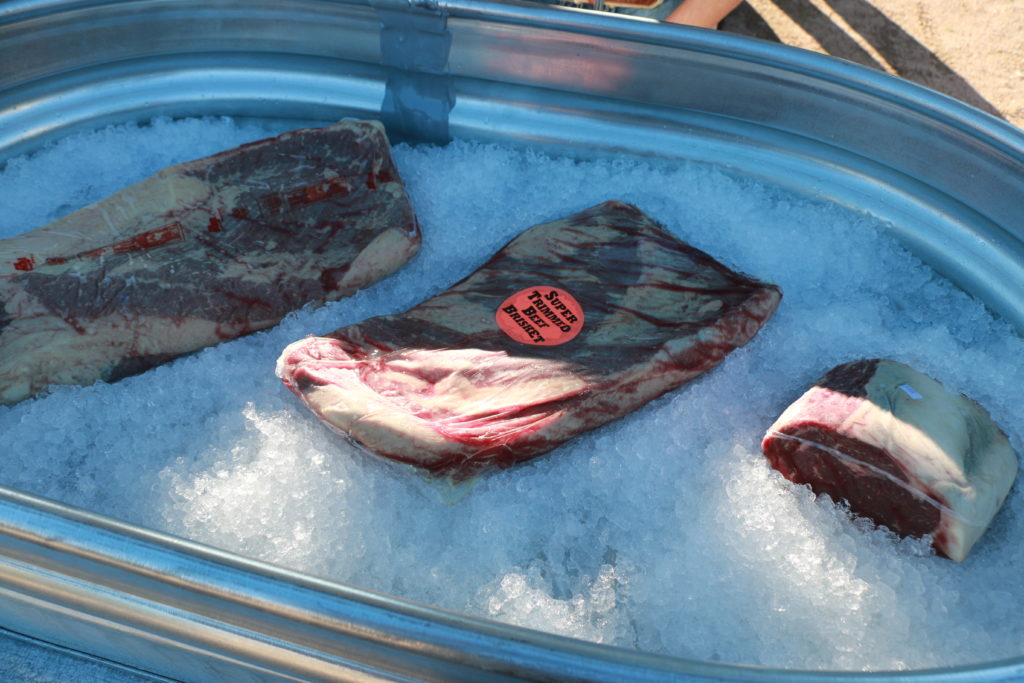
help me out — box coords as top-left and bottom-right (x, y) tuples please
(2, 0), (1024, 680)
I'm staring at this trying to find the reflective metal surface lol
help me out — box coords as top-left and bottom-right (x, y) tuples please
(1, 0), (1024, 680)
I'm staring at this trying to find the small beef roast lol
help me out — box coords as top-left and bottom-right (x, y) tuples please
(0, 120), (419, 404)
(278, 200), (782, 480)
(762, 359), (1018, 561)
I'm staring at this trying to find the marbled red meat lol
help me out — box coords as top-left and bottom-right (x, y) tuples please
(0, 120), (420, 404)
(278, 200), (782, 480)
(762, 359), (1019, 561)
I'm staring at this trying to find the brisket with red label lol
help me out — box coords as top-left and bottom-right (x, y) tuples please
(761, 359), (1019, 561)
(0, 120), (419, 404)
(277, 200), (782, 480)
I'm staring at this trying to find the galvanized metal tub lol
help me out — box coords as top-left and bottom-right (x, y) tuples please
(1, 0), (1023, 680)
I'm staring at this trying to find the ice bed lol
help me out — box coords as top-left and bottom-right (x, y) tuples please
(2, 0), (1024, 680)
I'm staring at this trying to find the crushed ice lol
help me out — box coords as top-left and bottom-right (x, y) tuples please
(1, 117), (1023, 671)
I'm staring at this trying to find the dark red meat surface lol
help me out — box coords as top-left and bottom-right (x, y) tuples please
(278, 200), (782, 480)
(762, 359), (1019, 561)
(0, 120), (419, 404)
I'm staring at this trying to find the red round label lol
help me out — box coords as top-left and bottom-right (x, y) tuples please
(495, 286), (584, 346)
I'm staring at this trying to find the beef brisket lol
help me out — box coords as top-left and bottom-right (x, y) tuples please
(761, 359), (1019, 561)
(0, 120), (419, 404)
(277, 200), (782, 480)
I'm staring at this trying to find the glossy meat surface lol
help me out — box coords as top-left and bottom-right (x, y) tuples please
(762, 359), (1019, 561)
(0, 120), (419, 404)
(279, 201), (781, 479)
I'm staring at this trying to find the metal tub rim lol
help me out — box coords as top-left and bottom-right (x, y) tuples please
(2, 0), (1024, 680)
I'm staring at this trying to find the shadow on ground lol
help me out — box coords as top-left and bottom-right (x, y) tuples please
(720, 0), (1003, 119)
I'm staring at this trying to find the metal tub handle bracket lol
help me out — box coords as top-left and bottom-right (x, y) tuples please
(373, 0), (455, 145)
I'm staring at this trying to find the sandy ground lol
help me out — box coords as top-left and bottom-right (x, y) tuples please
(717, 0), (1024, 131)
